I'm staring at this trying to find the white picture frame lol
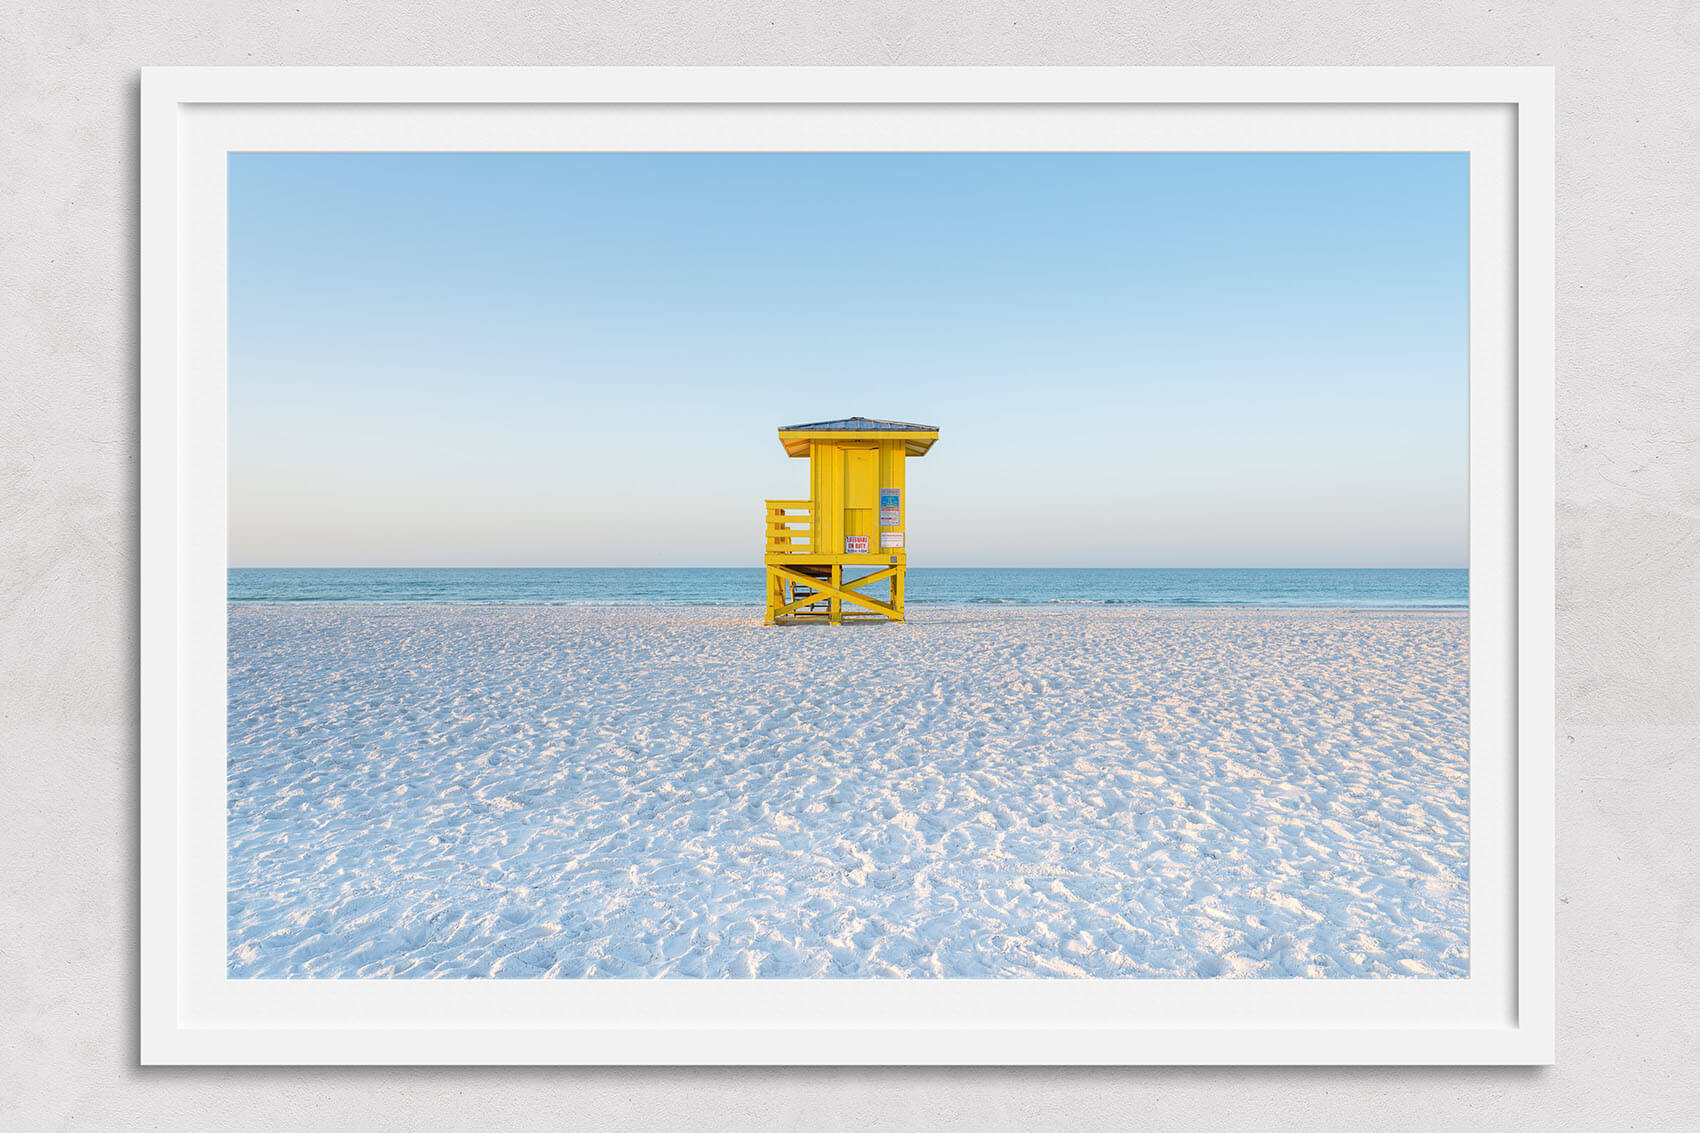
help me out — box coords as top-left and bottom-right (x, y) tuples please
(140, 66), (1555, 1066)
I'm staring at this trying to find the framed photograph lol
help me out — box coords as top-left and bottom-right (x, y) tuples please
(140, 66), (1555, 1065)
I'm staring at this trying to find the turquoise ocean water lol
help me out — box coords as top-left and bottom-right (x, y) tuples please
(229, 568), (1466, 608)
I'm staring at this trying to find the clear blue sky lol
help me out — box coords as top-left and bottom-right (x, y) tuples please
(229, 151), (1467, 568)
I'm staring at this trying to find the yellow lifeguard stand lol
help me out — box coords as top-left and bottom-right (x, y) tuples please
(763, 417), (940, 625)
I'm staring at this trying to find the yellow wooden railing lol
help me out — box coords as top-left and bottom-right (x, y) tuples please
(765, 499), (812, 555)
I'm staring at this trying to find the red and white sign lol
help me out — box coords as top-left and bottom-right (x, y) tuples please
(844, 535), (870, 553)
(880, 532), (904, 549)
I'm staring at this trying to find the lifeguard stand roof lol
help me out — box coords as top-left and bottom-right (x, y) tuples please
(777, 416), (940, 458)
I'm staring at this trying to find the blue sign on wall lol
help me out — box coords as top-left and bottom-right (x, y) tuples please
(880, 489), (900, 509)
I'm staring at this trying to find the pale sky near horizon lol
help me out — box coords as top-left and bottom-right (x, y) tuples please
(229, 151), (1467, 568)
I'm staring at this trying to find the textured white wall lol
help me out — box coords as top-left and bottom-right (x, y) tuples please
(3, 3), (1696, 1128)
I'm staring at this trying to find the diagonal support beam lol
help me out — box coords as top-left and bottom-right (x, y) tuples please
(770, 566), (839, 618)
(774, 586), (829, 619)
(840, 565), (899, 592)
(838, 591), (897, 616)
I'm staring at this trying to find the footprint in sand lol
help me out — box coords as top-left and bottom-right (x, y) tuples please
(1194, 955), (1227, 978)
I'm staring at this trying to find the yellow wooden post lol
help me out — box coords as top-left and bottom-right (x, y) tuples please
(762, 417), (939, 626)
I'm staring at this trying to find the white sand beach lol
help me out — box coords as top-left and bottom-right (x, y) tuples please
(227, 604), (1469, 979)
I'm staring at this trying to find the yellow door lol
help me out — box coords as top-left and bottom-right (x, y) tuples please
(842, 446), (876, 553)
